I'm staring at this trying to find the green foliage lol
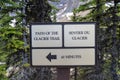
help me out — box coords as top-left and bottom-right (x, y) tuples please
(0, 65), (8, 80)
(0, 27), (24, 58)
(0, 0), (26, 60)
(0, 0), (28, 79)
(49, 3), (58, 22)
(26, 0), (52, 23)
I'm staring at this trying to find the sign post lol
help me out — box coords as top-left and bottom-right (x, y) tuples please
(57, 67), (70, 80)
(30, 22), (96, 80)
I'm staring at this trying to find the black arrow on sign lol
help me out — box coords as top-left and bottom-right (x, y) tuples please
(46, 52), (57, 62)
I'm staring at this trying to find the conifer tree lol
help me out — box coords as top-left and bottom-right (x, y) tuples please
(0, 0), (53, 80)
(72, 0), (120, 80)
(0, 0), (27, 79)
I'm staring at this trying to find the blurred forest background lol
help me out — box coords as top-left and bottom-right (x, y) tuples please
(0, 0), (120, 80)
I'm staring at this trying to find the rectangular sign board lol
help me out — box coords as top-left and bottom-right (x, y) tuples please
(32, 48), (95, 66)
(30, 22), (96, 66)
(31, 24), (62, 47)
